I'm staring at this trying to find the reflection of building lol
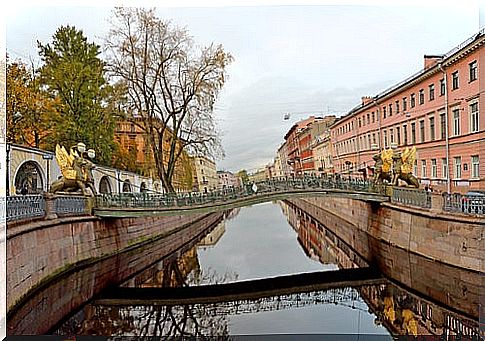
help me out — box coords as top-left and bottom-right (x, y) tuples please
(198, 221), (226, 248)
(330, 31), (483, 193)
(191, 156), (218, 193)
(279, 199), (480, 339)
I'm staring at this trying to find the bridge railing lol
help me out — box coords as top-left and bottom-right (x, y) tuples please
(391, 187), (432, 209)
(7, 195), (46, 222)
(95, 176), (384, 209)
(442, 192), (485, 215)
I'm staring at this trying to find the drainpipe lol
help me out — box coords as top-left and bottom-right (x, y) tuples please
(373, 98), (381, 150)
(439, 62), (451, 194)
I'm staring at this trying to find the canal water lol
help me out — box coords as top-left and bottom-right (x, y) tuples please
(8, 200), (480, 338)
(53, 202), (389, 337)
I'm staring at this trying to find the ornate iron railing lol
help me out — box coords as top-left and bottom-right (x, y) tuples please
(96, 176), (385, 209)
(391, 187), (431, 209)
(442, 193), (485, 215)
(54, 196), (89, 216)
(7, 195), (46, 222)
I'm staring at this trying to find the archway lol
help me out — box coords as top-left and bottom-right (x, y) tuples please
(140, 182), (147, 193)
(122, 179), (132, 193)
(99, 176), (112, 194)
(14, 161), (44, 194)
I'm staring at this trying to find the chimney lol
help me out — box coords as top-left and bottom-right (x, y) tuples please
(424, 55), (443, 69)
(361, 96), (373, 106)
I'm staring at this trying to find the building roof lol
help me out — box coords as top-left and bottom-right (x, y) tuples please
(330, 28), (485, 127)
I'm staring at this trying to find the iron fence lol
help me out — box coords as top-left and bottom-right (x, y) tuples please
(442, 193), (485, 215)
(95, 176), (384, 209)
(391, 187), (432, 209)
(54, 196), (89, 216)
(7, 195), (46, 222)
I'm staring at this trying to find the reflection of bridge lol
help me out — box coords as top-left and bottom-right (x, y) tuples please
(95, 267), (383, 306)
(97, 286), (371, 318)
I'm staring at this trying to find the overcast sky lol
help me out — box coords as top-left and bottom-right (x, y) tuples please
(6, 1), (483, 173)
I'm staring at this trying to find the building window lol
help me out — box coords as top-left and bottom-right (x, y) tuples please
(453, 157), (461, 179)
(358, 117), (362, 128)
(453, 108), (460, 136)
(395, 101), (400, 113)
(383, 130), (388, 148)
(470, 102), (479, 133)
(471, 155), (479, 178)
(421, 160), (427, 178)
(440, 78), (445, 96)
(440, 113), (446, 140)
(402, 97), (407, 112)
(411, 122), (416, 144)
(419, 120), (425, 143)
(367, 113), (370, 125)
(383, 106), (387, 119)
(442, 158), (448, 179)
(372, 112), (375, 123)
(419, 89), (424, 105)
(410, 93), (416, 108)
(469, 60), (477, 82)
(431, 159), (437, 178)
(372, 133), (376, 145)
(390, 128), (394, 144)
(396, 127), (401, 145)
(429, 84), (435, 101)
(429, 116), (435, 141)
(413, 160), (418, 176)
(403, 124), (408, 146)
(389, 104), (392, 116)
(452, 71), (459, 90)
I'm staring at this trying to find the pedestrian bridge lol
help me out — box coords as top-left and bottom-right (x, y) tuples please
(94, 177), (390, 218)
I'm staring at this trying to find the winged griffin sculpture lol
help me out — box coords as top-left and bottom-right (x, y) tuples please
(49, 144), (97, 196)
(373, 146), (419, 188)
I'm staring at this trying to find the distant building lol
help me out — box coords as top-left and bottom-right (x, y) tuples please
(217, 170), (242, 189)
(248, 168), (266, 183)
(191, 155), (218, 193)
(115, 119), (193, 191)
(330, 30), (484, 193)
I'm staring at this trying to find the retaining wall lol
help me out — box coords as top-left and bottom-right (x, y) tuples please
(6, 210), (214, 313)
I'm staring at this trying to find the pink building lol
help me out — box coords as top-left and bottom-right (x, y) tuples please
(330, 30), (484, 193)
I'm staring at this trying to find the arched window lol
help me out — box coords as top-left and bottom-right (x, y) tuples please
(122, 179), (132, 192)
(14, 161), (44, 194)
(99, 176), (112, 194)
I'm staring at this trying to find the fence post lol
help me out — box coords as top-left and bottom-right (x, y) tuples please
(43, 193), (58, 220)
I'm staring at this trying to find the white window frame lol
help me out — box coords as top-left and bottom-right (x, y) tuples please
(469, 101), (479, 133)
(471, 155), (479, 179)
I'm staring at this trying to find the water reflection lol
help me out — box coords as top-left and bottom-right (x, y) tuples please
(8, 200), (480, 338)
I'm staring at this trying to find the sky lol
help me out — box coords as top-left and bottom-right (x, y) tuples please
(5, 1), (484, 173)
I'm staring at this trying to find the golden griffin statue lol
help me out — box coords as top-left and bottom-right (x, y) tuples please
(49, 144), (97, 196)
(373, 146), (419, 188)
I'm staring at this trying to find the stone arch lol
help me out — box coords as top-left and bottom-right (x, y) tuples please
(140, 182), (148, 193)
(14, 160), (45, 194)
(122, 179), (132, 193)
(99, 176), (112, 194)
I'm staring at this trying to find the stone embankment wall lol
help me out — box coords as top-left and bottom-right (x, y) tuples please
(7, 211), (216, 312)
(287, 197), (483, 272)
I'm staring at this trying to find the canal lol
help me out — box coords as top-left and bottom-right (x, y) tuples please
(7, 200), (480, 338)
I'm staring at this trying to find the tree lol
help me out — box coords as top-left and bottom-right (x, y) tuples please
(37, 25), (116, 165)
(6, 56), (59, 148)
(104, 8), (233, 193)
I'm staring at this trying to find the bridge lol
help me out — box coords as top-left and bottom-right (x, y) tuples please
(94, 267), (383, 306)
(6, 176), (483, 222)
